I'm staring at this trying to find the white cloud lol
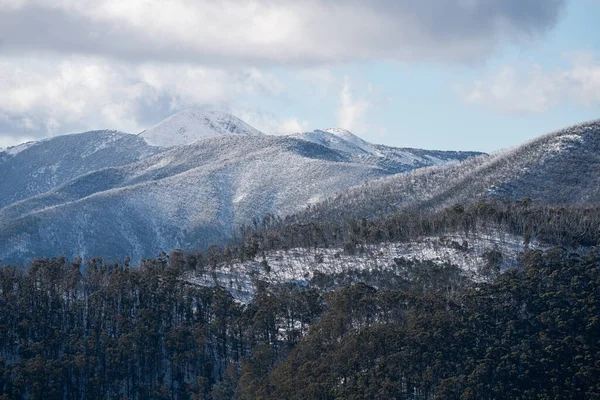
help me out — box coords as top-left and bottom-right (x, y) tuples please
(460, 54), (600, 113)
(234, 109), (309, 135)
(0, 0), (568, 145)
(0, 0), (565, 65)
(0, 55), (285, 141)
(278, 118), (310, 134)
(241, 69), (286, 96)
(337, 78), (370, 132)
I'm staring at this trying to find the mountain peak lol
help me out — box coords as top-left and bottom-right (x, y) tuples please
(321, 127), (354, 136)
(140, 110), (265, 147)
(315, 128), (376, 154)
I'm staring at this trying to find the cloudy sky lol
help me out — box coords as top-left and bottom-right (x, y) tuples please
(0, 0), (598, 151)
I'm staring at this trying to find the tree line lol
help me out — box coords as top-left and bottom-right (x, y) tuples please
(2, 200), (600, 398)
(1, 246), (599, 398)
(233, 200), (600, 262)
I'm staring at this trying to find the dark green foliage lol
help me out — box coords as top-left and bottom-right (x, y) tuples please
(1, 248), (599, 399)
(260, 259), (271, 273)
(238, 200), (600, 263)
(0, 257), (321, 399)
(2, 199), (600, 399)
(310, 257), (470, 298)
(266, 248), (600, 400)
(480, 246), (503, 277)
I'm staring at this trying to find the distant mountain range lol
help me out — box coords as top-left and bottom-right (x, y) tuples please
(0, 110), (481, 263)
(297, 119), (600, 224)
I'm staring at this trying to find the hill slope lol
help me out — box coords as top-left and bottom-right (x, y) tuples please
(0, 113), (482, 264)
(297, 119), (600, 223)
(0, 136), (389, 263)
(0, 130), (162, 208)
(139, 110), (265, 147)
(293, 128), (483, 173)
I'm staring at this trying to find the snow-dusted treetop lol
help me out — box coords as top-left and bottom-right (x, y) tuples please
(2, 141), (40, 156)
(139, 110), (265, 147)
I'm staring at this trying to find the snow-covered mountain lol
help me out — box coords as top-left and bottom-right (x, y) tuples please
(0, 130), (162, 208)
(0, 111), (481, 264)
(296, 118), (600, 223)
(0, 136), (389, 263)
(292, 128), (482, 173)
(417, 119), (600, 207)
(292, 129), (377, 155)
(139, 110), (265, 147)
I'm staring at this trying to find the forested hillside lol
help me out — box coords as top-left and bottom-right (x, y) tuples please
(296, 119), (600, 223)
(181, 200), (600, 300)
(0, 245), (598, 399)
(1, 201), (600, 399)
(2, 117), (600, 399)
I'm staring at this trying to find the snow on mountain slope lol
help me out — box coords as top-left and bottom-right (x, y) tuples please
(292, 128), (378, 155)
(0, 112), (484, 264)
(185, 229), (546, 302)
(0, 136), (344, 222)
(296, 119), (600, 224)
(322, 128), (379, 153)
(291, 130), (371, 155)
(0, 135), (392, 263)
(292, 128), (483, 173)
(0, 130), (162, 209)
(3, 140), (48, 156)
(414, 119), (600, 208)
(139, 110), (265, 147)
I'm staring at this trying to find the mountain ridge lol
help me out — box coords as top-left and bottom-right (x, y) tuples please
(0, 130), (163, 209)
(0, 113), (481, 264)
(293, 118), (600, 225)
(0, 110), (486, 263)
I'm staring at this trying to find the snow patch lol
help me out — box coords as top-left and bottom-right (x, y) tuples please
(321, 128), (378, 154)
(140, 110), (265, 147)
(4, 140), (39, 156)
(185, 229), (543, 302)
